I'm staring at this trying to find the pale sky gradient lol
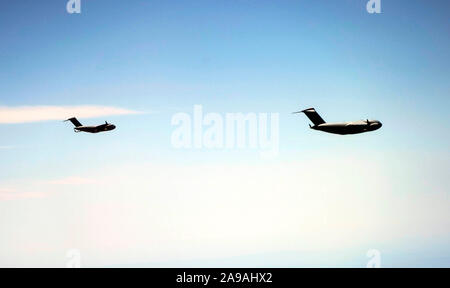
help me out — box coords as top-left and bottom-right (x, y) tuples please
(0, 1), (449, 267)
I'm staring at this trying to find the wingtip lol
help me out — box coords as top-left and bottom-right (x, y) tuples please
(63, 117), (76, 122)
(292, 107), (316, 114)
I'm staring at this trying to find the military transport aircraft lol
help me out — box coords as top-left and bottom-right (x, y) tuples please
(65, 117), (116, 133)
(293, 108), (382, 135)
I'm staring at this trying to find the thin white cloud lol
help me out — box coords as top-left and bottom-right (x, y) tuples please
(44, 176), (97, 185)
(0, 176), (97, 201)
(0, 189), (49, 201)
(0, 145), (14, 150)
(0, 105), (140, 124)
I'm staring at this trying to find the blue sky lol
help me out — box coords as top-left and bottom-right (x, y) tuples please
(0, 0), (449, 267)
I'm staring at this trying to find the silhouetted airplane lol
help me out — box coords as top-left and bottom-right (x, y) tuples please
(293, 108), (382, 135)
(65, 117), (116, 133)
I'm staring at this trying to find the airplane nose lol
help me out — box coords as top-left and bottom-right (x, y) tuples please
(374, 121), (382, 130)
(369, 121), (382, 131)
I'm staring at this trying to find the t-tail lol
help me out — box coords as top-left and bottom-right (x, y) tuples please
(293, 108), (326, 126)
(65, 117), (83, 127)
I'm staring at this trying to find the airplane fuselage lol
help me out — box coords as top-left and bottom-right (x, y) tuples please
(311, 120), (382, 135)
(74, 124), (116, 133)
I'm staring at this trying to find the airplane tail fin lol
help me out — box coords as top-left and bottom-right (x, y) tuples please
(293, 108), (326, 126)
(65, 117), (82, 127)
